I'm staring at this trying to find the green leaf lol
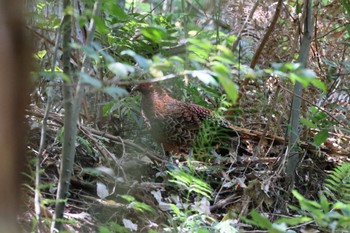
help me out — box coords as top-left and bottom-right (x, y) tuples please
(216, 45), (235, 64)
(169, 203), (181, 216)
(319, 194), (330, 213)
(341, 0), (350, 15)
(98, 226), (112, 233)
(148, 230), (160, 233)
(250, 210), (273, 229)
(323, 58), (338, 68)
(103, 86), (128, 98)
(217, 77), (238, 104)
(211, 62), (238, 103)
(292, 190), (304, 201)
(102, 101), (114, 116)
(131, 201), (155, 213)
(34, 50), (47, 60)
(299, 68), (316, 79)
(108, 62), (135, 78)
(78, 73), (102, 88)
(314, 130), (329, 146)
(275, 216), (312, 226)
(191, 70), (218, 85)
(214, 220), (239, 233)
(300, 118), (317, 129)
(109, 222), (130, 233)
(169, 169), (212, 198)
(82, 45), (100, 62)
(188, 52), (207, 64)
(310, 79), (327, 92)
(333, 202), (350, 209)
(91, 42), (115, 63)
(107, 3), (128, 21)
(188, 45), (210, 58)
(213, 55), (235, 64)
(197, 229), (211, 233)
(120, 195), (135, 202)
(121, 50), (150, 70)
(141, 26), (167, 43)
(188, 38), (212, 52)
(272, 62), (300, 72)
(56, 127), (64, 145)
(211, 62), (229, 77)
(94, 16), (109, 34)
(289, 73), (308, 87)
(60, 73), (71, 83)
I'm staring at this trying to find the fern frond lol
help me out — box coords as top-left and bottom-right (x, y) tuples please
(324, 162), (350, 203)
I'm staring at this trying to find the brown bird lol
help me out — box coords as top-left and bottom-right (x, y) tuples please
(134, 83), (237, 153)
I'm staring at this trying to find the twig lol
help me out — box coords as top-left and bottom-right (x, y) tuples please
(250, 0), (283, 69)
(256, 85), (281, 157)
(28, 105), (165, 163)
(236, 0), (283, 104)
(279, 84), (348, 128)
(35, 96), (52, 232)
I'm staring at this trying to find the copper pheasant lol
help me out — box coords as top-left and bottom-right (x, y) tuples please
(134, 83), (237, 153)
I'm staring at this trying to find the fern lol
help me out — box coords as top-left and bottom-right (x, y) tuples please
(324, 162), (350, 203)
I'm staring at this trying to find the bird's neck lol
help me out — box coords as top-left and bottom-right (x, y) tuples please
(141, 89), (177, 118)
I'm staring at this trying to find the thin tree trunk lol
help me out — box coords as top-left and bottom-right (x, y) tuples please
(51, 0), (73, 231)
(285, 0), (313, 188)
(51, 0), (101, 231)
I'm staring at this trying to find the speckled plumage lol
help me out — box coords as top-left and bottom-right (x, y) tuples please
(135, 83), (235, 153)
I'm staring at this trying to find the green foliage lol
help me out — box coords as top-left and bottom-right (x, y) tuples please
(324, 162), (350, 203)
(241, 210), (295, 233)
(168, 168), (212, 199)
(268, 63), (330, 146)
(56, 127), (93, 156)
(292, 190), (350, 231)
(34, 50), (47, 60)
(213, 220), (239, 233)
(194, 115), (234, 158)
(120, 195), (156, 213)
(99, 222), (129, 233)
(300, 106), (333, 146)
(28, 0), (350, 232)
(242, 190), (350, 232)
(186, 38), (240, 103)
(77, 136), (93, 156)
(341, 0), (350, 30)
(167, 203), (216, 232)
(164, 166), (239, 232)
(267, 63), (326, 92)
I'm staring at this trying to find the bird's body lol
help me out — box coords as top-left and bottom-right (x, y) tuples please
(135, 83), (234, 153)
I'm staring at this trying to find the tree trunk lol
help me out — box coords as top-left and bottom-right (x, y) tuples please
(285, 0), (313, 189)
(0, 1), (31, 232)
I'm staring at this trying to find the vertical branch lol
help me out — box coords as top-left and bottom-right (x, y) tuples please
(51, 0), (73, 231)
(285, 0), (313, 188)
(249, 0), (283, 68)
(181, 0), (187, 36)
(51, 1), (101, 231)
(74, 0), (102, 117)
(35, 23), (62, 232)
(214, 0), (222, 44)
(162, 0), (171, 14)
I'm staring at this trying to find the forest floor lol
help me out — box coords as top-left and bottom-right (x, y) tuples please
(19, 102), (350, 232)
